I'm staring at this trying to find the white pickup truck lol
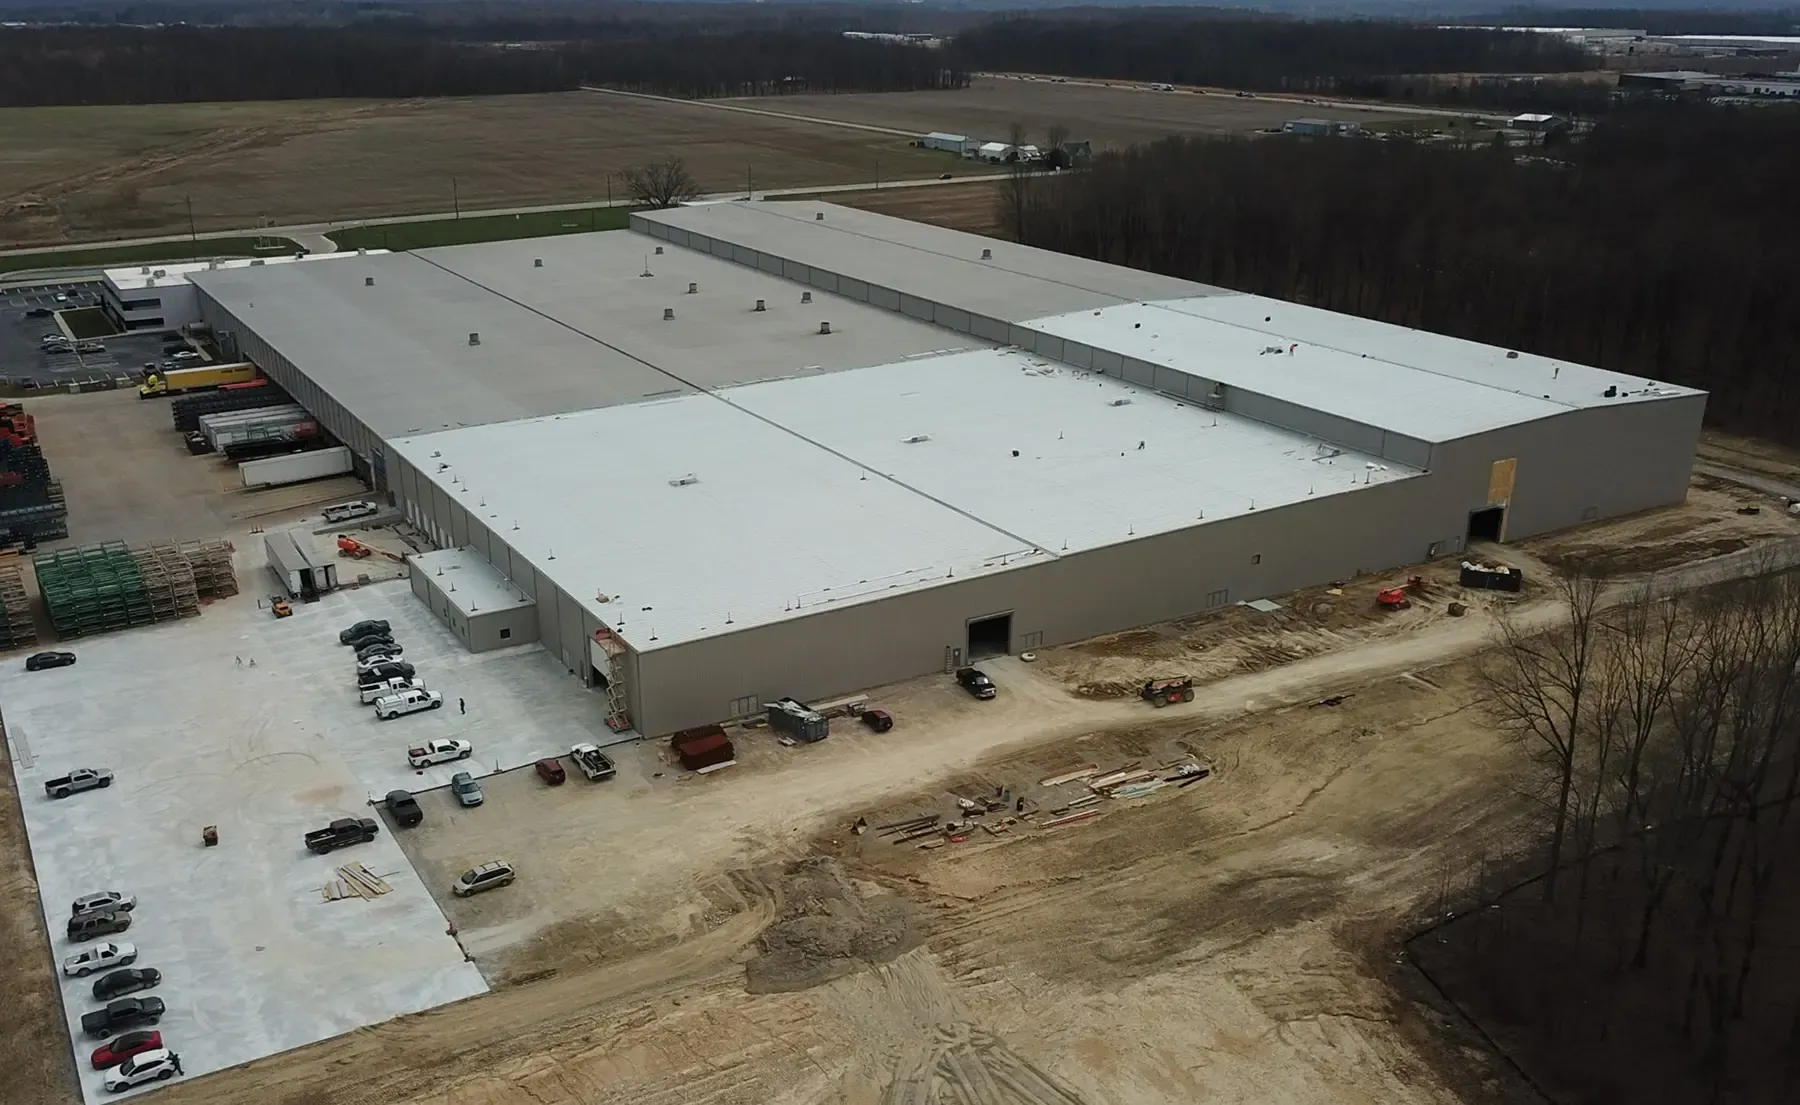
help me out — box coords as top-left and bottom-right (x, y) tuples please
(406, 738), (472, 767)
(360, 676), (424, 705)
(375, 687), (443, 720)
(570, 743), (617, 781)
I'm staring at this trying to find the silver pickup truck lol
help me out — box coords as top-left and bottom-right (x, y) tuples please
(46, 768), (114, 799)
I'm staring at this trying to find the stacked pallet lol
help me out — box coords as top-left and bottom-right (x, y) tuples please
(35, 542), (153, 638)
(0, 560), (37, 648)
(132, 543), (201, 621)
(181, 538), (239, 598)
(171, 385), (292, 433)
(0, 404), (70, 549)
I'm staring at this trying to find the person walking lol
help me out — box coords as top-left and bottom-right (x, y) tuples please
(459, 697), (466, 715)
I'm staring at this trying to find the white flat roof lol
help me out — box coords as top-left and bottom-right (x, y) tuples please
(1026, 298), (1701, 443)
(105, 249), (382, 292)
(391, 348), (1411, 650)
(412, 547), (533, 619)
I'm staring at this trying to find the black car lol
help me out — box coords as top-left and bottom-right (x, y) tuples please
(25, 651), (76, 671)
(93, 968), (161, 1002)
(25, 306), (53, 318)
(357, 661), (415, 686)
(343, 631), (395, 652)
(339, 619), (391, 645)
(354, 640), (403, 661)
(386, 790), (423, 828)
(80, 997), (164, 1039)
(955, 667), (997, 700)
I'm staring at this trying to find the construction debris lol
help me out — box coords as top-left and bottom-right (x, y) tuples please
(1038, 765), (1100, 787)
(0, 560), (37, 648)
(321, 862), (393, 902)
(1042, 809), (1101, 829)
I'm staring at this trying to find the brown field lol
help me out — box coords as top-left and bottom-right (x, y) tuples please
(822, 179), (1007, 236)
(728, 77), (1421, 152)
(0, 92), (972, 247)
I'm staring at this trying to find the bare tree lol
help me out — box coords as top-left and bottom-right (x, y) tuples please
(622, 157), (701, 209)
(1480, 566), (1609, 900)
(998, 120), (1037, 240)
(1044, 123), (1071, 170)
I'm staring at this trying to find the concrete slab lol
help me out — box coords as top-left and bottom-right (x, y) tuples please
(0, 583), (521, 1103)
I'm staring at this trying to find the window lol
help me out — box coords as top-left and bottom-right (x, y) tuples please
(499, 628), (512, 640)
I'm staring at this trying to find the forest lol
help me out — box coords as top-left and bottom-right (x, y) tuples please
(1006, 105), (1800, 447)
(1406, 567), (1800, 1105)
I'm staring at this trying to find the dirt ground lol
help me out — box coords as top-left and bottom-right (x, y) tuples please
(731, 78), (1419, 153)
(0, 93), (966, 247)
(0, 738), (75, 1105)
(829, 180), (1007, 236)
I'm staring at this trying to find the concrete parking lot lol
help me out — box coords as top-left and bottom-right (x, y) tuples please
(0, 281), (165, 389)
(0, 569), (625, 1101)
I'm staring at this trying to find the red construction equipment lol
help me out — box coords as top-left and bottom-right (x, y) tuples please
(336, 535), (373, 559)
(1141, 677), (1196, 707)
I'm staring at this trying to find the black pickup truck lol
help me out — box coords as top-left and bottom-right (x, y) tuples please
(81, 997), (165, 1039)
(303, 817), (379, 854)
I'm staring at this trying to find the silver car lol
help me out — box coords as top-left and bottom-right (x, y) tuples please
(72, 891), (136, 918)
(450, 772), (484, 807)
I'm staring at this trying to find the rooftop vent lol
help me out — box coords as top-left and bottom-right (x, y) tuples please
(1506, 350), (1520, 359)
(534, 258), (543, 268)
(668, 473), (699, 487)
(294, 252), (304, 260)
(819, 321), (832, 335)
(801, 291), (813, 304)
(754, 299), (766, 312)
(1109, 398), (1132, 407)
(207, 260), (219, 270)
(654, 245), (664, 255)
(152, 269), (167, 278)
(1603, 385), (1618, 398)
(663, 308), (675, 321)
(815, 212), (825, 221)
(139, 266), (150, 275)
(357, 248), (367, 256)
(980, 248), (992, 260)
(468, 332), (481, 346)
(364, 276), (375, 287)
(250, 259), (264, 266)
(902, 434), (931, 444)
(687, 282), (698, 294)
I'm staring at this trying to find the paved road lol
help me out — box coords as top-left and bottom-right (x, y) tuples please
(1694, 460), (1800, 504)
(580, 85), (923, 138)
(977, 71), (1508, 122)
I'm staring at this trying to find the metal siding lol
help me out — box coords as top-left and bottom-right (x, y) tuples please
(536, 568), (560, 652)
(757, 252), (783, 275)
(841, 278), (869, 302)
(899, 293), (932, 321)
(810, 268), (839, 294)
(448, 502), (470, 547)
(465, 518), (491, 559)
(1091, 348), (1123, 377)
(969, 314), (1009, 343)
(1385, 434), (1433, 470)
(782, 259), (812, 285)
(1061, 341), (1095, 370)
(937, 306), (972, 335)
(869, 285), (901, 312)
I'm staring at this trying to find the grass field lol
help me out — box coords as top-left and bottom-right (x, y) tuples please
(328, 204), (634, 251)
(0, 235), (303, 276)
(0, 93), (970, 248)
(57, 306), (117, 338)
(733, 77), (1421, 151)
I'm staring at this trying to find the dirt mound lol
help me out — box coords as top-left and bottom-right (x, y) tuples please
(746, 857), (925, 995)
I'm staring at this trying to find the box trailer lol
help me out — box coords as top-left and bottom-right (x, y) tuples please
(240, 446), (353, 488)
(138, 362), (256, 399)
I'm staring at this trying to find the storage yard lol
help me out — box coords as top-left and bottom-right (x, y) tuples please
(3, 193), (1793, 1105)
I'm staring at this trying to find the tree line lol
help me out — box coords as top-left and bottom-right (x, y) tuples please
(1006, 105), (1800, 447)
(946, 14), (1590, 93)
(0, 22), (965, 106)
(1411, 565), (1800, 1104)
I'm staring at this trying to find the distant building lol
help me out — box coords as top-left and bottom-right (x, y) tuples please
(1619, 70), (1800, 97)
(841, 31), (942, 48)
(1283, 119), (1362, 138)
(922, 132), (974, 156)
(976, 142), (1015, 162)
(1509, 113), (1565, 133)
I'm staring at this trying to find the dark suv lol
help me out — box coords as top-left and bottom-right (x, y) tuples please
(955, 667), (997, 700)
(81, 997), (165, 1039)
(339, 619), (390, 645)
(356, 661), (415, 686)
(68, 910), (132, 942)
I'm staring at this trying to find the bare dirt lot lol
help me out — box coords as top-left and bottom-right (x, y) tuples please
(0, 93), (968, 247)
(827, 180), (1007, 236)
(729, 78), (1420, 152)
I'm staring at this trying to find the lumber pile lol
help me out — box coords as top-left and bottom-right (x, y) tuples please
(321, 862), (393, 902)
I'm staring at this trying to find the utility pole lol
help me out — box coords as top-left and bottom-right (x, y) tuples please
(452, 176), (461, 220)
(606, 173), (612, 207)
(185, 195), (198, 255)
(875, 158), (881, 190)
(746, 163), (753, 201)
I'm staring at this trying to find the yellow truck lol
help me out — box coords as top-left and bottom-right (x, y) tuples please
(138, 362), (258, 399)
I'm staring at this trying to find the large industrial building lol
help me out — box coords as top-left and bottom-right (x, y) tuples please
(186, 202), (1704, 736)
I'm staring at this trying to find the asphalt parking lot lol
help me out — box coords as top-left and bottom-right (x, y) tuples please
(0, 281), (164, 389)
(0, 572), (623, 1101)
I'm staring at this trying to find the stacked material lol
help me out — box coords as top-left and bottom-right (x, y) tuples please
(181, 538), (239, 599)
(0, 404), (69, 549)
(171, 384), (292, 433)
(0, 560), (38, 648)
(35, 539), (240, 638)
(132, 543), (201, 622)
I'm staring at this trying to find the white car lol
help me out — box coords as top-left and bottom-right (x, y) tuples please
(360, 676), (423, 705)
(167, 350), (202, 363)
(103, 1047), (182, 1091)
(72, 891), (136, 918)
(406, 737), (471, 766)
(375, 687), (444, 720)
(63, 942), (136, 978)
(354, 654), (407, 677)
(322, 500), (380, 524)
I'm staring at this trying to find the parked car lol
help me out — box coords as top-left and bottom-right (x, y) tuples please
(375, 687), (443, 720)
(343, 629), (395, 651)
(357, 660), (416, 684)
(955, 667), (997, 700)
(322, 500), (380, 524)
(90, 1029), (161, 1070)
(81, 996), (164, 1039)
(75, 341), (106, 355)
(53, 292), (68, 303)
(68, 910), (132, 942)
(570, 743), (615, 781)
(339, 619), (390, 644)
(860, 708), (894, 733)
(406, 738), (472, 767)
(355, 639), (403, 661)
(360, 676), (423, 705)
(45, 767), (113, 798)
(103, 1047), (182, 1091)
(453, 860), (515, 897)
(303, 817), (379, 854)
(535, 758), (566, 785)
(386, 790), (423, 827)
(24, 306), (52, 318)
(63, 942), (136, 978)
(93, 967), (161, 1001)
(168, 350), (202, 363)
(25, 650), (76, 671)
(450, 772), (484, 807)
(72, 891), (135, 918)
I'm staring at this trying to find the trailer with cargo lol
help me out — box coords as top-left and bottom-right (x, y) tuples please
(766, 696), (829, 743)
(196, 405), (305, 450)
(138, 363), (256, 399)
(220, 422), (322, 461)
(240, 446), (353, 488)
(170, 384), (292, 432)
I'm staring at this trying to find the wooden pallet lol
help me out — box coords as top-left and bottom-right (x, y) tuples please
(321, 861), (393, 902)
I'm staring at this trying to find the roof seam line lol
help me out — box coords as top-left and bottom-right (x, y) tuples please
(409, 251), (1057, 559)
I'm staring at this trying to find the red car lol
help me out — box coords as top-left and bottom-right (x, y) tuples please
(91, 1029), (162, 1070)
(534, 757), (566, 785)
